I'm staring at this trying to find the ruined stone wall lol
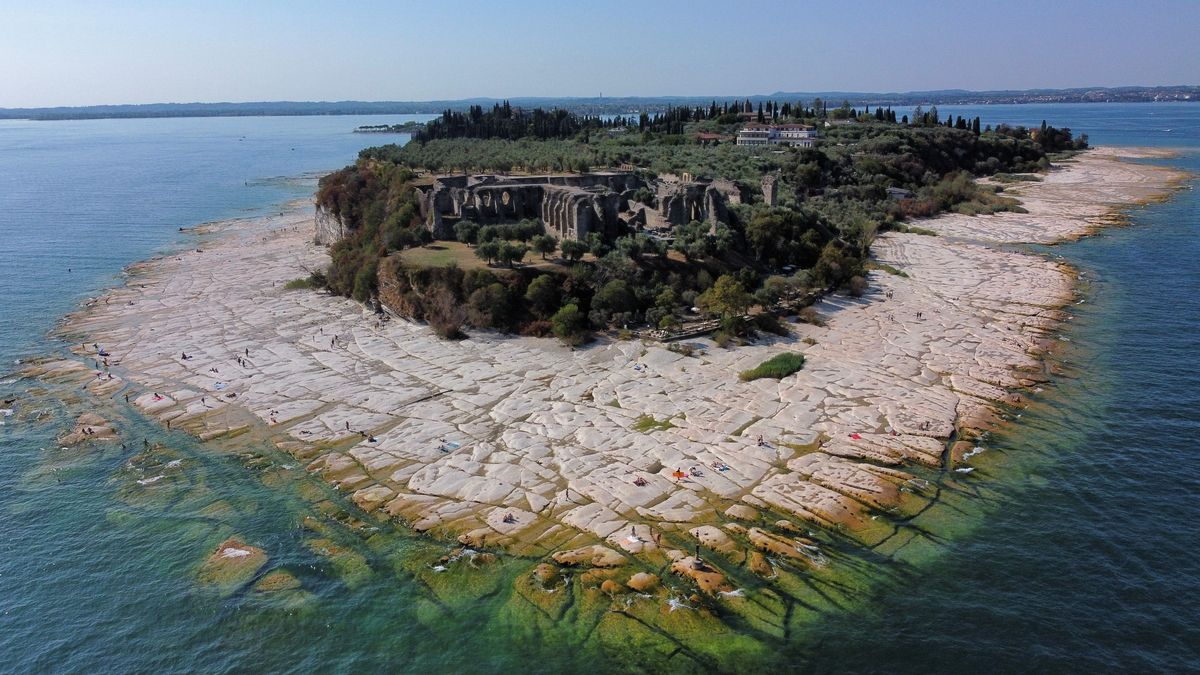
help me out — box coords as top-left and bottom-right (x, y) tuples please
(416, 172), (643, 242)
(658, 182), (734, 227)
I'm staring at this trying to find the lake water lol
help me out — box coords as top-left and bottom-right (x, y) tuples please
(0, 104), (1196, 672)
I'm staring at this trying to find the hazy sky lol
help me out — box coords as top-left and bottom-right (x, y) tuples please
(1, 0), (1196, 107)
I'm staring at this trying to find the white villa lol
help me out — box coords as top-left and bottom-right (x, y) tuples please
(735, 123), (817, 148)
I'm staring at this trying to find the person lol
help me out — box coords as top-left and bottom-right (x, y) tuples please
(345, 421), (350, 431)
(503, 512), (516, 524)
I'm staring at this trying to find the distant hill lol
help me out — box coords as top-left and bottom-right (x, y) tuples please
(2, 86), (1195, 120)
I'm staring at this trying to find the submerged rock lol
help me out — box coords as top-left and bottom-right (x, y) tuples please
(253, 569), (301, 594)
(60, 412), (118, 446)
(197, 537), (267, 595)
(626, 572), (659, 593)
(533, 562), (561, 587)
(669, 556), (731, 595)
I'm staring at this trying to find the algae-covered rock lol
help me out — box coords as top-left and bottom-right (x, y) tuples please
(253, 569), (302, 594)
(724, 504), (760, 521)
(774, 519), (801, 533)
(627, 572), (659, 593)
(748, 551), (775, 578)
(60, 412), (119, 446)
(687, 525), (737, 554)
(669, 556), (731, 595)
(197, 537), (267, 595)
(747, 527), (825, 566)
(552, 544), (624, 568)
(533, 562), (561, 587)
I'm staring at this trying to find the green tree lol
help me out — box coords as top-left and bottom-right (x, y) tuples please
(560, 239), (588, 262)
(474, 240), (500, 265)
(593, 279), (636, 319)
(455, 220), (480, 246)
(525, 274), (561, 318)
(467, 283), (513, 328)
(497, 242), (528, 268)
(696, 274), (751, 318)
(531, 234), (558, 260)
(551, 303), (589, 345)
(586, 232), (610, 258)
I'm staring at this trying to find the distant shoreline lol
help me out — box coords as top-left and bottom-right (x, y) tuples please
(3, 87), (1195, 121)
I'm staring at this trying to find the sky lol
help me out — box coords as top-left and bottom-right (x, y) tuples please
(1, 0), (1197, 108)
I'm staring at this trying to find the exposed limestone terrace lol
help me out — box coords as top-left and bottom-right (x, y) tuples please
(59, 148), (1186, 561)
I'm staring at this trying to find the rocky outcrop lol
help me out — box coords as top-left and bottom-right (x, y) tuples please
(314, 205), (346, 245)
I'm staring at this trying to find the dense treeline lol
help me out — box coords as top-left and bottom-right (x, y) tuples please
(415, 101), (621, 143)
(316, 106), (1086, 344)
(414, 98), (896, 144)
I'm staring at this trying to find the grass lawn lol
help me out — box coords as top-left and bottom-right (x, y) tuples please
(399, 241), (571, 272)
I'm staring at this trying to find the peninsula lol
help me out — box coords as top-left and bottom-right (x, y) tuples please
(41, 105), (1187, 668)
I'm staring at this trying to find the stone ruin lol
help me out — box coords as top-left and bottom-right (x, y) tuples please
(413, 172), (748, 243)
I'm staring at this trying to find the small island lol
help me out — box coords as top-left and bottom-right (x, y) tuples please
(353, 121), (426, 134)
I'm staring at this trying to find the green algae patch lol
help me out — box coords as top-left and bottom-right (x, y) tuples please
(632, 415), (676, 433)
(305, 537), (372, 589)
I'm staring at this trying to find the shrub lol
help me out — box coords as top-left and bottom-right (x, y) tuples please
(796, 306), (826, 326)
(560, 239), (588, 262)
(668, 342), (696, 357)
(551, 303), (590, 345)
(284, 276), (316, 290)
(754, 314), (790, 336)
(848, 275), (869, 297)
(524, 275), (561, 319)
(427, 287), (466, 339)
(520, 320), (553, 337)
(739, 353), (806, 381)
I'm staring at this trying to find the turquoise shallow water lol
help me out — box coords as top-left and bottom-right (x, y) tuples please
(0, 104), (1197, 672)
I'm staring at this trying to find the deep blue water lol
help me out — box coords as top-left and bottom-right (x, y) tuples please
(0, 104), (1197, 672)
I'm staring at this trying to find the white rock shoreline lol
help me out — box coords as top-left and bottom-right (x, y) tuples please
(51, 146), (1188, 558)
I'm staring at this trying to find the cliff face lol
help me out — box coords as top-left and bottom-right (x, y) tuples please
(314, 205), (346, 245)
